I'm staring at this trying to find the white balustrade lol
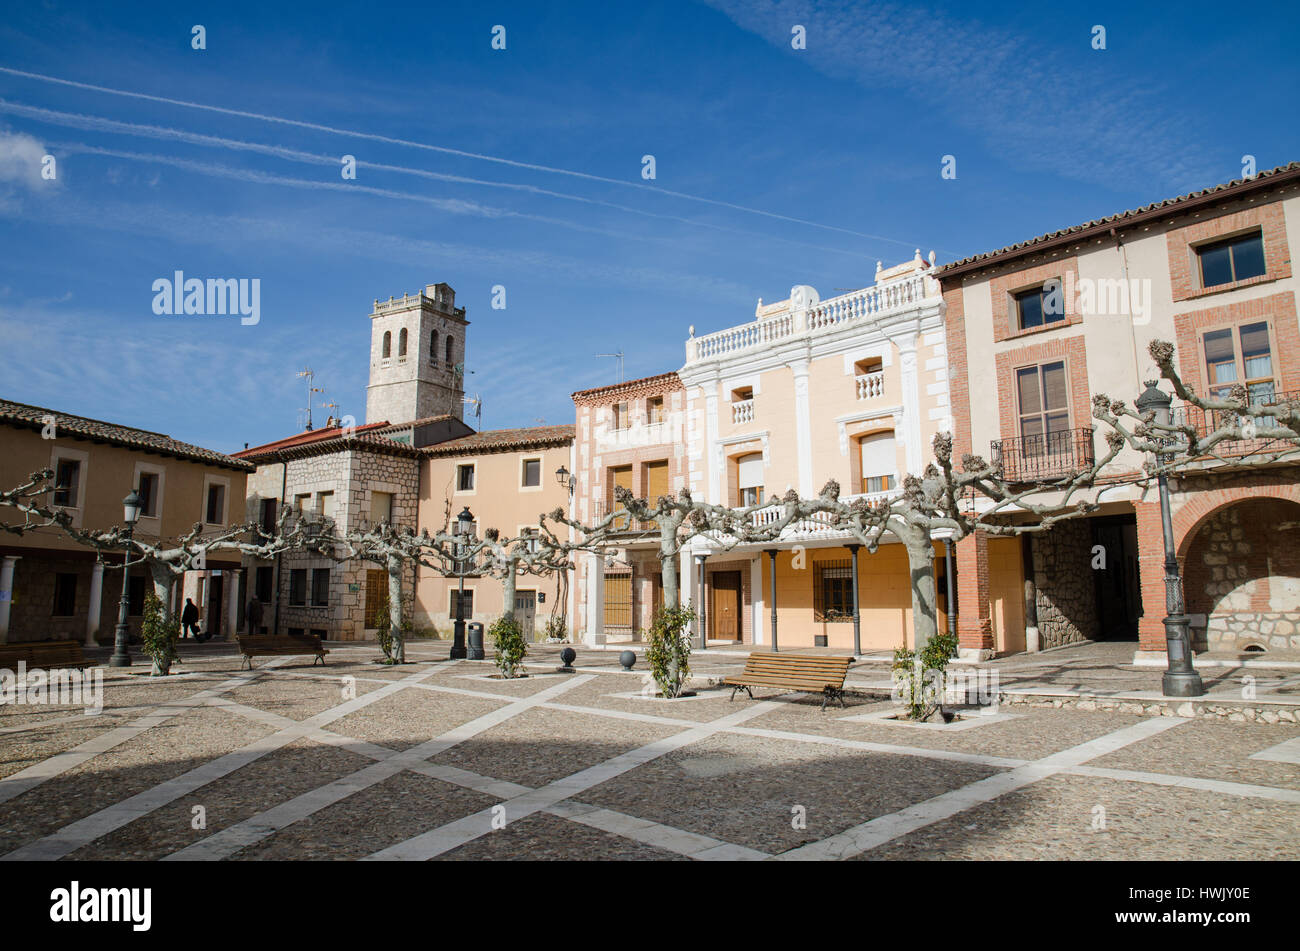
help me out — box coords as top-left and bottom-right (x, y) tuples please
(855, 371), (885, 400)
(732, 399), (754, 424)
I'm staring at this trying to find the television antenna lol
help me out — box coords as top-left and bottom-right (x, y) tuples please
(297, 367), (315, 430)
(463, 394), (483, 429)
(596, 350), (625, 383)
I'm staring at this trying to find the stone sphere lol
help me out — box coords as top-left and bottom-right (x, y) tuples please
(619, 650), (636, 670)
(560, 647), (576, 667)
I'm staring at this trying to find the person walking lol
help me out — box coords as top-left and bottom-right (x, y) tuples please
(246, 597), (263, 636)
(181, 597), (201, 640)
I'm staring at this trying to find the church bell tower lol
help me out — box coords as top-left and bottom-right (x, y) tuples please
(364, 282), (468, 425)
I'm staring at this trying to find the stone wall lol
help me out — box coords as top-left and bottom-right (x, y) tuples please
(1183, 499), (1300, 652)
(1032, 519), (1097, 649)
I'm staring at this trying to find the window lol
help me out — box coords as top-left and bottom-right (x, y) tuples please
(611, 402), (629, 431)
(445, 335), (454, 365)
(254, 566), (273, 602)
(53, 459), (80, 507)
(603, 574), (631, 629)
(382, 331), (392, 358)
(52, 573), (77, 616)
(430, 330), (438, 365)
(1204, 322), (1274, 404)
(647, 396), (665, 424)
(736, 453), (763, 507)
(858, 432), (896, 494)
(372, 491), (393, 525)
(316, 491), (335, 520)
(289, 569), (307, 606)
(1198, 232), (1266, 288)
(456, 463), (475, 491)
(449, 589), (474, 619)
(294, 493), (311, 514)
(288, 627), (305, 637)
(1014, 283), (1065, 331)
(259, 498), (278, 535)
(1016, 361), (1071, 449)
(521, 458), (541, 488)
(127, 576), (145, 617)
(854, 357), (883, 376)
(813, 562), (854, 622)
(137, 472), (160, 518)
(311, 568), (330, 607)
(398, 327), (408, 358)
(645, 459), (669, 504)
(205, 483), (226, 524)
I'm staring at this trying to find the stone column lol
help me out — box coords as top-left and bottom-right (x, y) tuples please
(585, 552), (606, 646)
(895, 333), (924, 474)
(0, 555), (19, 644)
(226, 570), (241, 641)
(85, 561), (105, 647)
(791, 360), (814, 497)
(749, 555), (765, 646)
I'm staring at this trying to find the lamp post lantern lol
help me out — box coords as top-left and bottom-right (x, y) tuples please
(109, 490), (143, 668)
(450, 506), (475, 660)
(1135, 381), (1204, 698)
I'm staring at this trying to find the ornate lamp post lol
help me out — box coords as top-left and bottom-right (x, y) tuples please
(1135, 381), (1204, 698)
(109, 490), (142, 668)
(450, 505), (475, 660)
(555, 465), (574, 494)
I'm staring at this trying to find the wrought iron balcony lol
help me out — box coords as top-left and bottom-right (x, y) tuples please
(591, 501), (657, 534)
(1170, 390), (1300, 456)
(991, 428), (1096, 483)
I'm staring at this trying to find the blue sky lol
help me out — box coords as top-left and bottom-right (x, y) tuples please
(1, 0), (1297, 454)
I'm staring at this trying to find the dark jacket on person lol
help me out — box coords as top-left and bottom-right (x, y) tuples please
(246, 599), (263, 631)
(181, 601), (199, 626)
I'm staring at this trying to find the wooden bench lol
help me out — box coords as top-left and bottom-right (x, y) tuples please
(0, 639), (93, 671)
(724, 652), (853, 710)
(237, 635), (329, 669)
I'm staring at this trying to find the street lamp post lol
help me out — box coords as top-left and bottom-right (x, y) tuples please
(109, 490), (143, 668)
(450, 505), (474, 660)
(1135, 381), (1204, 698)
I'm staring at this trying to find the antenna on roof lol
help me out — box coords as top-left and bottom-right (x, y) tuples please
(463, 394), (482, 430)
(596, 350), (625, 383)
(297, 367), (315, 430)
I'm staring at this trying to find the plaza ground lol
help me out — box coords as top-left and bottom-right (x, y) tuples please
(1, 641), (1297, 861)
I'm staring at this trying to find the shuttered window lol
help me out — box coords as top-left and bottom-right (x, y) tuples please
(604, 573), (632, 629)
(1016, 362), (1070, 446)
(646, 460), (669, 502)
(858, 432), (896, 494)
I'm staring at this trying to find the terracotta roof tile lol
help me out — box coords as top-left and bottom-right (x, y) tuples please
(0, 398), (253, 471)
(421, 424), (575, 457)
(938, 161), (1300, 279)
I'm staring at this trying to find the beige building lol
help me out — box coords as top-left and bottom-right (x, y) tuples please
(416, 425), (575, 638)
(0, 398), (252, 644)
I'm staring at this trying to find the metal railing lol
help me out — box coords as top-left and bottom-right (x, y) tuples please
(1170, 390), (1300, 456)
(991, 428), (1095, 483)
(592, 501), (657, 534)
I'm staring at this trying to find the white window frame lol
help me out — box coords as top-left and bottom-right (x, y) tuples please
(201, 474), (231, 527)
(50, 446), (89, 527)
(454, 460), (478, 496)
(520, 455), (543, 492)
(133, 461), (167, 527)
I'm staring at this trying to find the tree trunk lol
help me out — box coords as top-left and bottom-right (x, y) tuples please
(658, 520), (680, 611)
(901, 521), (938, 655)
(386, 554), (405, 663)
(148, 560), (173, 621)
(502, 558), (517, 629)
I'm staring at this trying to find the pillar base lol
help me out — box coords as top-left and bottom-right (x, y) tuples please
(1162, 670), (1206, 698)
(956, 647), (995, 663)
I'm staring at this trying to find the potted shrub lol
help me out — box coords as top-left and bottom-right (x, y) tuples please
(491, 613), (528, 679)
(891, 629), (959, 721)
(140, 590), (180, 676)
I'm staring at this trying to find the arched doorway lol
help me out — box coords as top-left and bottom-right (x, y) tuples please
(1181, 497), (1300, 652)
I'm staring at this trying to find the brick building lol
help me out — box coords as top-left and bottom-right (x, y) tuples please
(938, 162), (1300, 660)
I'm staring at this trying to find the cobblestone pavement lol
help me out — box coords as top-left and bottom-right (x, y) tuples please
(2, 642), (1297, 861)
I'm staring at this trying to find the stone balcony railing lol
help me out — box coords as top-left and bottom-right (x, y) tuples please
(595, 419), (677, 451)
(686, 270), (934, 365)
(732, 399), (754, 424)
(743, 489), (899, 537)
(855, 371), (885, 400)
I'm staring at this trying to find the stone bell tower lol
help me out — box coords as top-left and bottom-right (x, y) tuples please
(365, 282), (469, 425)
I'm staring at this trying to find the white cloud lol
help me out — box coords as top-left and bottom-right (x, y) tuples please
(0, 130), (49, 190)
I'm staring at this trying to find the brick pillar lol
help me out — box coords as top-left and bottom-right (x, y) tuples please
(956, 532), (993, 651)
(1134, 500), (1169, 652)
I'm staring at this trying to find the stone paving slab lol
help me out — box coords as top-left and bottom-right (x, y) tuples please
(328, 688), (505, 752)
(856, 773), (1300, 860)
(65, 736), (376, 860)
(433, 809), (689, 861)
(234, 771), (497, 861)
(0, 706), (276, 853)
(1088, 719), (1300, 791)
(578, 730), (1005, 855)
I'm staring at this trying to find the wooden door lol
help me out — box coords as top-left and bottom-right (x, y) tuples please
(364, 569), (388, 629)
(710, 571), (741, 641)
(514, 591), (537, 639)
